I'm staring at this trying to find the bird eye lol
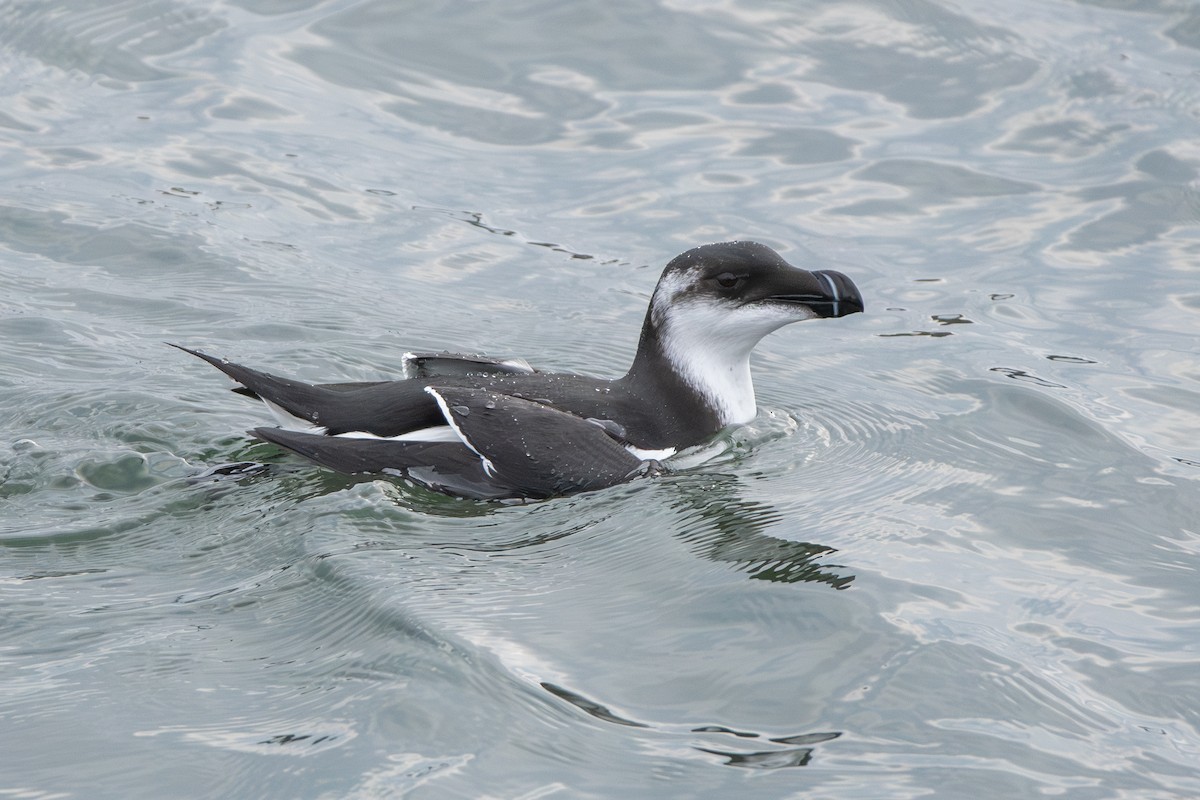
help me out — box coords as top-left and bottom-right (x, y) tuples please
(715, 273), (743, 289)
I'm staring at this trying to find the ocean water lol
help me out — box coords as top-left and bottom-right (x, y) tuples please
(2, 0), (1199, 797)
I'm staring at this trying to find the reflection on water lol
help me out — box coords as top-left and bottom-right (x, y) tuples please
(2, 0), (1200, 797)
(696, 730), (841, 770)
(668, 477), (855, 589)
(544, 678), (844, 770)
(204, 451), (855, 590)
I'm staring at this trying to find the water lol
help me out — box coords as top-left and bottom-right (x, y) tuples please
(2, 0), (1199, 796)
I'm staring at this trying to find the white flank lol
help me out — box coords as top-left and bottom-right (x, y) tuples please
(666, 439), (730, 471)
(262, 398), (328, 434)
(333, 426), (461, 442)
(424, 386), (497, 477)
(625, 444), (677, 461)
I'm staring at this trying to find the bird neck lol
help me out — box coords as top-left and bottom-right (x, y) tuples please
(624, 306), (757, 430)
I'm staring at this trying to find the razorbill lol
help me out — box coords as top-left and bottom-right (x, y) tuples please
(175, 241), (863, 500)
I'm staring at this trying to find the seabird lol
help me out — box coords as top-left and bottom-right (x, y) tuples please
(175, 241), (863, 500)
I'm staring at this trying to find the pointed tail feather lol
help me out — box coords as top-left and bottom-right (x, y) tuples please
(169, 344), (319, 410)
(171, 344), (441, 435)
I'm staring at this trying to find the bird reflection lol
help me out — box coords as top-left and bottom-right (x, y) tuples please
(665, 474), (855, 590)
(189, 457), (856, 591)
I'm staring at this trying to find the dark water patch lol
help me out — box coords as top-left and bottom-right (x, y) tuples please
(834, 159), (1039, 216)
(738, 128), (859, 165)
(880, 330), (954, 337)
(989, 367), (1068, 389)
(997, 117), (1131, 159)
(413, 205), (605, 262)
(1166, 9), (1200, 49)
(1065, 149), (1200, 251)
(291, 1), (750, 146)
(800, 2), (1039, 120)
(931, 313), (972, 325)
(541, 682), (649, 728)
(695, 744), (815, 769)
(0, 1), (225, 84)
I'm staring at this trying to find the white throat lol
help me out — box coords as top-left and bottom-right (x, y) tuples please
(654, 302), (800, 427)
(649, 265), (822, 427)
(663, 327), (757, 426)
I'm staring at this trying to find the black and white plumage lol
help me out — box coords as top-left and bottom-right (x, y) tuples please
(175, 241), (863, 500)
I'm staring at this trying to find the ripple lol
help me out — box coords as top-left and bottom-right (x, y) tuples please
(0, 1), (225, 84)
(833, 159), (1040, 217)
(3, 0), (1200, 795)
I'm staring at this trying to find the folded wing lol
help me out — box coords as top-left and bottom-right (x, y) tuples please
(250, 386), (654, 500)
(426, 386), (650, 497)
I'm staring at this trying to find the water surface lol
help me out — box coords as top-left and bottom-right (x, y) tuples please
(2, 0), (1199, 797)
